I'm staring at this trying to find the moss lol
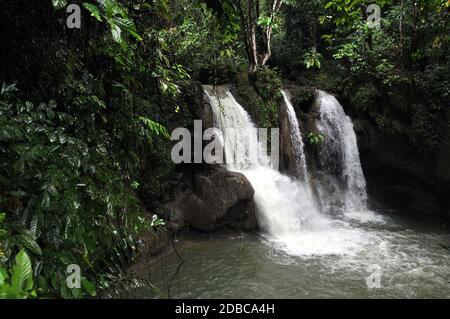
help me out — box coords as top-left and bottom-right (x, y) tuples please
(253, 66), (282, 100)
(289, 86), (315, 113)
(352, 84), (378, 112)
(234, 68), (282, 129)
(410, 103), (440, 153)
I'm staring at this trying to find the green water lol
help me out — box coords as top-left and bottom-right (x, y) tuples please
(133, 211), (450, 299)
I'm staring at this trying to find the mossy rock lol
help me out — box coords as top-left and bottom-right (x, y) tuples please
(253, 66), (282, 100)
(288, 86), (315, 114)
(234, 68), (282, 129)
(352, 84), (378, 113)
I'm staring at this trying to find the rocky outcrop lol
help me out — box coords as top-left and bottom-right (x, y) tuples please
(353, 117), (449, 216)
(283, 84), (450, 218)
(157, 166), (258, 232)
(279, 98), (298, 177)
(279, 86), (314, 177)
(154, 84), (259, 233)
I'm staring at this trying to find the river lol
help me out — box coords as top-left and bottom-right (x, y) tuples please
(133, 210), (450, 299)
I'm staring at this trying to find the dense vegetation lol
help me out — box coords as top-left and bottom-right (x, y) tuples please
(0, 0), (448, 298)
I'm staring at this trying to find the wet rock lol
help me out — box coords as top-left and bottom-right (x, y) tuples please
(157, 166), (258, 232)
(279, 98), (298, 177)
(354, 117), (447, 216)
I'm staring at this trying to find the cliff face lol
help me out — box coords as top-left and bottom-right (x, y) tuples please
(285, 84), (450, 218)
(354, 117), (450, 217)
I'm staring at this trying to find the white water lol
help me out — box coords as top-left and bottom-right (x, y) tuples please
(315, 90), (369, 214)
(204, 86), (323, 238)
(130, 88), (450, 299)
(204, 86), (376, 256)
(281, 90), (309, 183)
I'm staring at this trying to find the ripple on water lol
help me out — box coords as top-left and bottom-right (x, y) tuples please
(136, 212), (450, 299)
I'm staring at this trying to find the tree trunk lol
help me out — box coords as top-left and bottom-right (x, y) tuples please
(248, 0), (258, 72)
(399, 0), (404, 69)
(258, 0), (283, 67)
(235, 0), (284, 73)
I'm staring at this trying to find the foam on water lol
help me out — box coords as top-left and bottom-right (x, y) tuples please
(136, 215), (450, 298)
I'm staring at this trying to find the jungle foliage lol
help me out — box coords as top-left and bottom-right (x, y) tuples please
(0, 0), (448, 298)
(273, 0), (449, 154)
(0, 0), (188, 298)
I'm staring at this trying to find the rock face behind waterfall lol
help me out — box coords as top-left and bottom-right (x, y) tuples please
(157, 166), (257, 232)
(155, 86), (258, 233)
(279, 100), (299, 177)
(354, 117), (449, 216)
(279, 90), (309, 180)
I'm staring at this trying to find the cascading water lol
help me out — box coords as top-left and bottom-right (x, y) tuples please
(313, 90), (368, 215)
(133, 88), (450, 299)
(203, 86), (325, 244)
(203, 85), (375, 256)
(281, 90), (309, 183)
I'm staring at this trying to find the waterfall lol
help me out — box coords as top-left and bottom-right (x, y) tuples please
(281, 90), (309, 183)
(314, 90), (368, 214)
(203, 85), (264, 170)
(203, 85), (324, 241)
(203, 85), (380, 256)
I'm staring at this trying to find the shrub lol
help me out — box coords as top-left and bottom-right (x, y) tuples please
(253, 66), (282, 100)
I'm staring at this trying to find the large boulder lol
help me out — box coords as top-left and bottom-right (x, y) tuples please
(157, 166), (258, 232)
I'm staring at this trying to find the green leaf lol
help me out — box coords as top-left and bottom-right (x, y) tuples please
(110, 23), (122, 44)
(0, 267), (8, 286)
(11, 250), (33, 294)
(138, 116), (169, 138)
(52, 0), (68, 10)
(83, 3), (103, 22)
(47, 226), (62, 249)
(114, 17), (133, 29)
(151, 214), (166, 228)
(17, 229), (42, 256)
(114, 18), (142, 41)
(1, 83), (18, 95)
(47, 100), (57, 109)
(81, 278), (97, 296)
(41, 192), (50, 209)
